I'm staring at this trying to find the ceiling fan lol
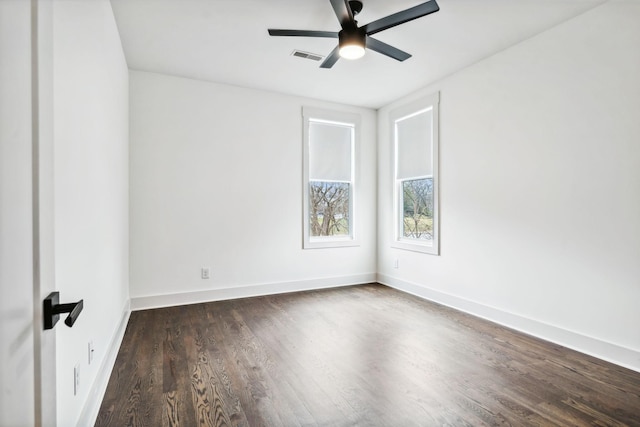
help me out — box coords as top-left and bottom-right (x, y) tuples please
(268, 0), (440, 69)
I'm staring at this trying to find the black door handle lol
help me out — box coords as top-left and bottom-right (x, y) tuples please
(43, 292), (84, 330)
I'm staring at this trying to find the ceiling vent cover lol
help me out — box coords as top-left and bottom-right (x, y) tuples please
(291, 50), (324, 62)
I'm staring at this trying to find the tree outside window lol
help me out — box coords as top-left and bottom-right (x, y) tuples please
(402, 178), (433, 240)
(309, 182), (350, 237)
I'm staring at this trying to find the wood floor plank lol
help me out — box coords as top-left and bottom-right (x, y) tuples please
(98, 310), (163, 427)
(163, 309), (199, 427)
(96, 284), (640, 427)
(198, 305), (250, 426)
(206, 304), (288, 426)
(253, 295), (365, 425)
(186, 323), (233, 427)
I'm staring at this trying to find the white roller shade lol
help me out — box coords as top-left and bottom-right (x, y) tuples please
(309, 121), (353, 181)
(396, 109), (432, 179)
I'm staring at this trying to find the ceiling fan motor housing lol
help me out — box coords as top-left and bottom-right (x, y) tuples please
(339, 27), (366, 49)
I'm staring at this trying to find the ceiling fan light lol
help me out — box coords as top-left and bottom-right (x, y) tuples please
(339, 44), (365, 60)
(338, 29), (366, 60)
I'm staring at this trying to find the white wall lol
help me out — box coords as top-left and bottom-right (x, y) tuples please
(378, 1), (640, 371)
(129, 71), (377, 306)
(0, 2), (36, 425)
(52, 1), (129, 425)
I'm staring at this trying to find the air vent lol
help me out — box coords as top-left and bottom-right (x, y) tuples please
(291, 50), (324, 62)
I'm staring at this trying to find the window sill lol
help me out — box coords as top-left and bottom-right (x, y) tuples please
(304, 237), (360, 249)
(391, 239), (439, 255)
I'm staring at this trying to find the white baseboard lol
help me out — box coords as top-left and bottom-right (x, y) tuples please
(130, 273), (377, 311)
(378, 273), (640, 373)
(77, 299), (131, 427)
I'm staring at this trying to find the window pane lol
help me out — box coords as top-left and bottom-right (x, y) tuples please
(402, 178), (433, 240)
(309, 181), (350, 237)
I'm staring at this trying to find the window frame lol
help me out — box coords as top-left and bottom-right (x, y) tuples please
(302, 107), (360, 249)
(391, 93), (440, 255)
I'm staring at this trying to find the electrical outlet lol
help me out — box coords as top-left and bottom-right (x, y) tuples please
(201, 267), (210, 279)
(394, 259), (399, 269)
(74, 363), (80, 396)
(88, 341), (94, 364)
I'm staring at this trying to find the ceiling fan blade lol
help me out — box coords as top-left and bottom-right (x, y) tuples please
(330, 0), (355, 30)
(268, 29), (338, 38)
(320, 46), (341, 69)
(366, 36), (411, 62)
(362, 0), (439, 36)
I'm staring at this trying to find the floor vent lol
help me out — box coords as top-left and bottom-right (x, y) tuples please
(291, 50), (324, 62)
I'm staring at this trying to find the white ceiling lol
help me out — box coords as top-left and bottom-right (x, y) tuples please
(110, 0), (605, 109)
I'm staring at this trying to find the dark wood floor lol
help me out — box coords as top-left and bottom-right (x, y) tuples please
(96, 284), (640, 426)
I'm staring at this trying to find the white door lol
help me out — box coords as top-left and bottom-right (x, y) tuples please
(0, 1), (57, 426)
(34, 1), (58, 426)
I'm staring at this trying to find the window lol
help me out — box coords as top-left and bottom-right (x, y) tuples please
(392, 93), (440, 254)
(303, 107), (360, 249)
